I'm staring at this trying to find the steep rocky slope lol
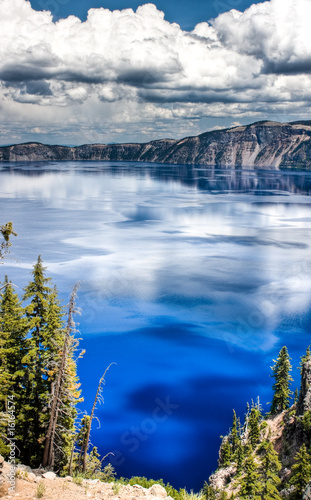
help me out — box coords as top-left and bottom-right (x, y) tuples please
(1, 121), (311, 168)
(207, 360), (311, 499)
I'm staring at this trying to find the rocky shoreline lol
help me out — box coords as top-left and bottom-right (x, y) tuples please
(0, 456), (174, 500)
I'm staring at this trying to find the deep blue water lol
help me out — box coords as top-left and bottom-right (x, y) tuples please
(1, 162), (311, 490)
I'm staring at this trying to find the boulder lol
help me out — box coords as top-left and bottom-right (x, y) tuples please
(42, 471), (57, 480)
(304, 481), (311, 500)
(148, 484), (167, 497)
(25, 472), (36, 483)
(16, 464), (32, 473)
(0, 455), (9, 497)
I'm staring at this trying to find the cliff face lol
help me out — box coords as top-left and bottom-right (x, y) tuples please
(297, 361), (311, 416)
(1, 121), (311, 168)
(207, 357), (311, 499)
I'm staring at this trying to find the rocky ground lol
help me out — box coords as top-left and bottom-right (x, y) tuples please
(0, 459), (174, 500)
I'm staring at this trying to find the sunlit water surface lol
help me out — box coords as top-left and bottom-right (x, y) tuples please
(1, 162), (311, 489)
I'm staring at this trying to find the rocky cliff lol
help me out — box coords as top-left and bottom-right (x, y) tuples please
(207, 356), (311, 499)
(297, 361), (311, 416)
(1, 121), (311, 168)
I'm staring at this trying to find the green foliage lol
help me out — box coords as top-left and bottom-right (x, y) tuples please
(218, 492), (228, 500)
(0, 257), (81, 471)
(218, 436), (232, 467)
(181, 491), (205, 500)
(75, 446), (116, 481)
(235, 440), (244, 475)
(0, 222), (17, 261)
(290, 444), (311, 498)
(112, 483), (122, 495)
(302, 410), (311, 437)
(300, 346), (311, 369)
(119, 476), (183, 500)
(202, 482), (216, 500)
(259, 441), (282, 500)
(270, 346), (293, 414)
(73, 476), (83, 485)
(248, 406), (261, 448)
(239, 454), (261, 498)
(22, 256), (54, 464)
(294, 388), (299, 404)
(0, 276), (28, 452)
(230, 410), (240, 454)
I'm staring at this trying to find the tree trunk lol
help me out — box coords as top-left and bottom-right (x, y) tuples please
(42, 284), (79, 468)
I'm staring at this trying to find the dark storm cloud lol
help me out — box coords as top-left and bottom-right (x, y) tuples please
(262, 59), (311, 75)
(0, 64), (54, 82)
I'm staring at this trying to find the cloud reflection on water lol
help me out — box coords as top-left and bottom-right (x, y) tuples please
(1, 163), (311, 488)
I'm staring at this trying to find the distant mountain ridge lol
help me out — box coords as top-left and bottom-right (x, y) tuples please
(1, 120), (311, 168)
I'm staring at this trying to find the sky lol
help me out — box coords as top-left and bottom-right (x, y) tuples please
(1, 0), (311, 145)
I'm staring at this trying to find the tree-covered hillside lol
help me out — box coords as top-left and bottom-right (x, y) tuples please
(205, 348), (311, 499)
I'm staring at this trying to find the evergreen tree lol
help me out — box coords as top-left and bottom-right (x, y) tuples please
(202, 482), (216, 500)
(0, 222), (16, 261)
(259, 441), (282, 500)
(294, 388), (299, 404)
(270, 346), (293, 414)
(248, 406), (261, 447)
(235, 439), (244, 475)
(0, 277), (28, 454)
(219, 492), (228, 500)
(239, 454), (261, 498)
(218, 436), (232, 468)
(290, 444), (311, 498)
(22, 256), (63, 465)
(231, 410), (240, 454)
(42, 284), (82, 469)
(301, 345), (311, 366)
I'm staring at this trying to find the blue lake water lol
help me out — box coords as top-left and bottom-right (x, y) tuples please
(1, 162), (311, 490)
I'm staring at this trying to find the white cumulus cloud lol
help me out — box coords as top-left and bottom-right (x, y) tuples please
(0, 0), (311, 144)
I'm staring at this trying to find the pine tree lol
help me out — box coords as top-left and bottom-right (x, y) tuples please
(301, 345), (311, 366)
(239, 454), (261, 498)
(270, 346), (293, 414)
(22, 256), (56, 465)
(42, 284), (82, 469)
(290, 444), (311, 498)
(259, 441), (282, 500)
(219, 492), (228, 500)
(0, 277), (28, 455)
(248, 406), (261, 447)
(235, 439), (244, 475)
(0, 222), (17, 262)
(231, 410), (240, 454)
(218, 436), (232, 468)
(202, 482), (216, 500)
(294, 388), (299, 404)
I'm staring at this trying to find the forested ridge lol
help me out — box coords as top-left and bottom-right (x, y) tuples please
(1, 223), (311, 499)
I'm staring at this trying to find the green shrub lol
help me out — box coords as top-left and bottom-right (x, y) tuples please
(73, 476), (83, 486)
(302, 411), (311, 435)
(118, 476), (183, 500)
